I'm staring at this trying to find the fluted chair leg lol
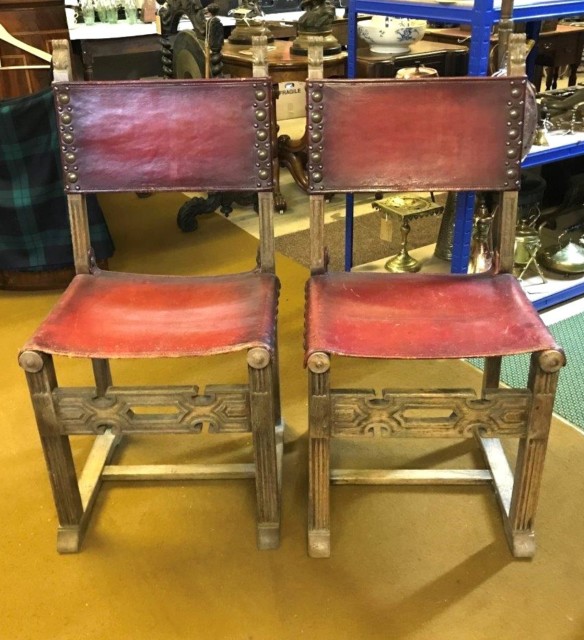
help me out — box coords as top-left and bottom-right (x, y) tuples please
(307, 353), (331, 558)
(248, 348), (281, 550)
(505, 349), (565, 557)
(20, 351), (84, 552)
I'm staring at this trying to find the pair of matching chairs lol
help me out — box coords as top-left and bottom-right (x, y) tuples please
(19, 38), (564, 558)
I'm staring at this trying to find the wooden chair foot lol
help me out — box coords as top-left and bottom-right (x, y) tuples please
(507, 529), (536, 558)
(57, 526), (83, 554)
(257, 523), (280, 550)
(308, 529), (330, 558)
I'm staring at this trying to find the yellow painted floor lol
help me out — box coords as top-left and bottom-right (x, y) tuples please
(1, 191), (584, 639)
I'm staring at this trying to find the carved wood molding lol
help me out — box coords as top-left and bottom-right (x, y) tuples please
(53, 384), (250, 435)
(331, 388), (532, 438)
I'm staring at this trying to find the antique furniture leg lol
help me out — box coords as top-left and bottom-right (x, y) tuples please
(278, 131), (309, 192)
(307, 352), (332, 558)
(248, 348), (281, 549)
(507, 349), (563, 557)
(20, 351), (84, 551)
(483, 356), (502, 391)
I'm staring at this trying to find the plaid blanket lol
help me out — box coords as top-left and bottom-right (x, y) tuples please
(0, 88), (114, 271)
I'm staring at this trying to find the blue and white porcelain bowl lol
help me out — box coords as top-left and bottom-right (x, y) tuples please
(358, 16), (427, 54)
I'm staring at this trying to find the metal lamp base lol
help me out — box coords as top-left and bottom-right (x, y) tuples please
(384, 250), (421, 273)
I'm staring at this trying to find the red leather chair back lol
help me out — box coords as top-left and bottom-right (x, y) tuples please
(54, 79), (274, 193)
(306, 77), (527, 194)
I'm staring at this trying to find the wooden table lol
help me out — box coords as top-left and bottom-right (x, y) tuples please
(222, 40), (347, 210)
(356, 39), (468, 78)
(222, 39), (346, 82)
(424, 25), (584, 91)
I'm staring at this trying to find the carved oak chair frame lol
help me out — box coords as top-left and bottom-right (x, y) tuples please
(304, 37), (565, 559)
(18, 41), (282, 553)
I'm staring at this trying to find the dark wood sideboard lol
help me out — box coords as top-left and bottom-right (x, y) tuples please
(0, 0), (68, 99)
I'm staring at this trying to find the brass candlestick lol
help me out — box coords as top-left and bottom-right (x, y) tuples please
(373, 195), (444, 273)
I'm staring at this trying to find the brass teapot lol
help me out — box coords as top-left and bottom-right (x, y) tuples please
(539, 228), (584, 275)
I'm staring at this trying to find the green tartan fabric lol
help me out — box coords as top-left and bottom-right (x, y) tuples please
(0, 88), (114, 271)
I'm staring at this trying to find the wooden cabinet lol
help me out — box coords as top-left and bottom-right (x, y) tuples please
(0, 0), (68, 98)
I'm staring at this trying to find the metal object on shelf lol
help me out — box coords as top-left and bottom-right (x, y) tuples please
(395, 62), (439, 79)
(434, 191), (456, 261)
(228, 0), (274, 45)
(468, 195), (494, 274)
(539, 229), (584, 274)
(373, 195), (443, 273)
(514, 212), (547, 283)
(291, 0), (341, 55)
(534, 107), (551, 147)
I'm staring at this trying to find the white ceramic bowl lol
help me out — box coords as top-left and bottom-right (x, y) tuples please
(358, 16), (427, 54)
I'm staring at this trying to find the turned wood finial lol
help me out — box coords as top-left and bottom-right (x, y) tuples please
(538, 349), (566, 374)
(252, 35), (268, 77)
(508, 33), (528, 76)
(307, 351), (330, 374)
(51, 39), (72, 82)
(18, 350), (44, 373)
(247, 346), (271, 369)
(307, 36), (324, 79)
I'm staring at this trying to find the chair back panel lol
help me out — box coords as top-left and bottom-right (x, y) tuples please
(306, 77), (526, 194)
(54, 79), (274, 193)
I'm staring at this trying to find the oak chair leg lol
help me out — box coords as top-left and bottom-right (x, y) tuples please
(506, 349), (564, 557)
(482, 355), (502, 392)
(307, 353), (331, 558)
(248, 348), (281, 550)
(19, 351), (85, 552)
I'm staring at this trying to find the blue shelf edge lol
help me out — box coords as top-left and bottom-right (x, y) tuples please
(533, 281), (584, 310)
(523, 140), (584, 168)
(351, 0), (584, 23)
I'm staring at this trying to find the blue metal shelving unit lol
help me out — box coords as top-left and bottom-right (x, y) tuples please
(345, 0), (584, 309)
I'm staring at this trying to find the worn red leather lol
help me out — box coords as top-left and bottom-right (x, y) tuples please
(24, 270), (279, 358)
(306, 77), (525, 194)
(305, 272), (558, 361)
(55, 79), (274, 193)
